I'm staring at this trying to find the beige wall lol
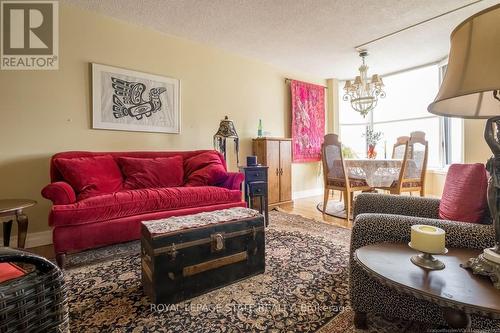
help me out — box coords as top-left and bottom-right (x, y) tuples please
(0, 4), (327, 242)
(425, 118), (491, 197)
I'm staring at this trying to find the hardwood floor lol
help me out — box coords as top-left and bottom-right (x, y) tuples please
(26, 194), (350, 259)
(280, 193), (352, 229)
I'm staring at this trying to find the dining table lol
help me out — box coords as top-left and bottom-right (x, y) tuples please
(344, 158), (407, 188)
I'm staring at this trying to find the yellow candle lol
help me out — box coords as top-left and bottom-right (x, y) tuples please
(410, 225), (446, 254)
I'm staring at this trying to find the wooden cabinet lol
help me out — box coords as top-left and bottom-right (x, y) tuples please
(252, 138), (292, 207)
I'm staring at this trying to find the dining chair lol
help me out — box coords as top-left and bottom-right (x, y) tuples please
(382, 132), (428, 196)
(321, 134), (372, 219)
(392, 136), (410, 159)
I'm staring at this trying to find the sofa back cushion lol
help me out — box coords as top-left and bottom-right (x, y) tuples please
(50, 150), (226, 182)
(118, 156), (184, 189)
(439, 163), (489, 223)
(54, 155), (123, 199)
(184, 151), (228, 186)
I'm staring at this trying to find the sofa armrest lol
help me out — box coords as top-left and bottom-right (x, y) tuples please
(351, 213), (495, 254)
(220, 172), (245, 191)
(353, 193), (441, 220)
(41, 181), (76, 205)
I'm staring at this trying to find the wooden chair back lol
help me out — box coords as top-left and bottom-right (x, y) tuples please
(409, 131), (429, 183)
(392, 136), (410, 159)
(395, 132), (428, 193)
(321, 134), (349, 188)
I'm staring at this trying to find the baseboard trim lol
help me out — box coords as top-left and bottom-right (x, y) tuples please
(292, 188), (323, 200)
(0, 230), (52, 248)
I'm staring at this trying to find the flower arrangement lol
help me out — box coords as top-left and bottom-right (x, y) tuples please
(363, 128), (383, 159)
(363, 128), (383, 146)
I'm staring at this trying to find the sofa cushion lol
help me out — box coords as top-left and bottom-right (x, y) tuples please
(184, 151), (228, 186)
(118, 156), (184, 189)
(50, 186), (242, 227)
(54, 155), (123, 200)
(439, 163), (489, 223)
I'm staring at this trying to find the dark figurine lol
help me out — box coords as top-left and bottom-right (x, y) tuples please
(484, 116), (500, 254)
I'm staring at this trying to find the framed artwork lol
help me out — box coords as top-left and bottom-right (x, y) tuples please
(92, 63), (180, 133)
(290, 80), (325, 162)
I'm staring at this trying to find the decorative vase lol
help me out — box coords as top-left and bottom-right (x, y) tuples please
(367, 144), (377, 159)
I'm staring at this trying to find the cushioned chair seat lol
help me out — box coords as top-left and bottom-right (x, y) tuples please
(389, 180), (422, 188)
(50, 186), (242, 227)
(328, 178), (369, 188)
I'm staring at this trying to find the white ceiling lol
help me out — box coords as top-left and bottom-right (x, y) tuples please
(64, 0), (499, 79)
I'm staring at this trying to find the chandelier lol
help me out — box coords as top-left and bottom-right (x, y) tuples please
(343, 51), (386, 117)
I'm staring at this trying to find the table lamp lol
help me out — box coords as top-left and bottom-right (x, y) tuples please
(213, 116), (240, 164)
(428, 4), (500, 288)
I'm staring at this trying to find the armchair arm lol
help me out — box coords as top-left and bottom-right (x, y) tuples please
(41, 181), (76, 205)
(353, 193), (441, 220)
(0, 247), (59, 273)
(220, 172), (245, 191)
(351, 213), (495, 254)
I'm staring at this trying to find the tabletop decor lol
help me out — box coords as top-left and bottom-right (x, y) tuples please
(427, 4), (500, 287)
(363, 128), (383, 159)
(213, 116), (239, 164)
(92, 63), (180, 134)
(290, 80), (325, 162)
(343, 51), (386, 117)
(409, 225), (447, 270)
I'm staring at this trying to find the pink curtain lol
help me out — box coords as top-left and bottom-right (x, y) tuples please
(291, 80), (325, 162)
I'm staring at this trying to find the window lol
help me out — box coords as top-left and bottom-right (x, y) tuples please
(338, 63), (463, 169)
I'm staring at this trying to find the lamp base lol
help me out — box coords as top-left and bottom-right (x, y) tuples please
(462, 251), (500, 289)
(410, 252), (445, 270)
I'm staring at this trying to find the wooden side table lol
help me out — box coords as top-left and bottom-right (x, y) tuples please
(355, 243), (500, 329)
(1, 199), (36, 249)
(239, 165), (269, 225)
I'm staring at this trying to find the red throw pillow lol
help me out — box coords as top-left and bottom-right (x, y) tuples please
(54, 155), (123, 199)
(184, 151), (228, 186)
(117, 156), (184, 189)
(439, 163), (489, 223)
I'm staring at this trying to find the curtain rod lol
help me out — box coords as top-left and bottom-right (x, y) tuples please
(354, 0), (484, 50)
(284, 78), (328, 89)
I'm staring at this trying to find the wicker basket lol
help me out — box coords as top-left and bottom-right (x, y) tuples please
(0, 247), (68, 333)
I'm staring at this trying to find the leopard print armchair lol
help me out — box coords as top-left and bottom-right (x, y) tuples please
(349, 193), (498, 330)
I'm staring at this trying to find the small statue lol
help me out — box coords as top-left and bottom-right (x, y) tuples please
(484, 116), (500, 254)
(462, 116), (500, 289)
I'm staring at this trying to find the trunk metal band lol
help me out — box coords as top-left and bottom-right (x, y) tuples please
(152, 226), (264, 256)
(182, 251), (248, 277)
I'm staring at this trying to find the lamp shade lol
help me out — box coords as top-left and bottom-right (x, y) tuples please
(427, 4), (500, 119)
(214, 116), (238, 138)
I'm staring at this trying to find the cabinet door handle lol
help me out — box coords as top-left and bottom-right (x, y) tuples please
(276, 168), (279, 176)
(279, 168), (283, 175)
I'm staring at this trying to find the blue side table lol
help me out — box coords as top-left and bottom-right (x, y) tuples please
(239, 165), (269, 226)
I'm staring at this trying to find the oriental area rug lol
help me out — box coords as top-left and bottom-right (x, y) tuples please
(63, 210), (429, 332)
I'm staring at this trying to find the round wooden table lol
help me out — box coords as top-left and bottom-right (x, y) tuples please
(355, 243), (500, 329)
(1, 199), (36, 249)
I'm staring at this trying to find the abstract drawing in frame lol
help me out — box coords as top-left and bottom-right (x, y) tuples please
(92, 63), (180, 133)
(290, 80), (325, 162)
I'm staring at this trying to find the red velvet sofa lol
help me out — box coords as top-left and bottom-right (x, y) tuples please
(41, 150), (245, 267)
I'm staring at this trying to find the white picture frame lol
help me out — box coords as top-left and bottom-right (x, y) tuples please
(92, 63), (180, 134)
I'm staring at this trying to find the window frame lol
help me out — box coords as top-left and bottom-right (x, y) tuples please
(338, 61), (463, 170)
